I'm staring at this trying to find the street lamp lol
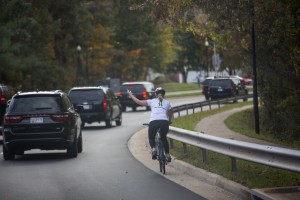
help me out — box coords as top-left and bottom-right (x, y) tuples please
(205, 38), (209, 77)
(76, 45), (82, 85)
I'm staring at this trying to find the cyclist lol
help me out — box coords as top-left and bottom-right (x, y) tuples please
(127, 87), (173, 162)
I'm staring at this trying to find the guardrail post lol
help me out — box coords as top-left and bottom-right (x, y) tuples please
(209, 100), (212, 110)
(192, 105), (195, 114)
(201, 148), (207, 162)
(230, 157), (237, 172)
(182, 143), (187, 155)
(200, 103), (203, 112)
(169, 138), (174, 149)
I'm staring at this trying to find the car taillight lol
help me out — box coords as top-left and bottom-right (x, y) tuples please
(0, 93), (6, 104)
(117, 91), (121, 97)
(103, 99), (107, 110)
(208, 87), (211, 94)
(142, 90), (147, 99)
(231, 86), (235, 93)
(51, 114), (70, 122)
(4, 115), (22, 124)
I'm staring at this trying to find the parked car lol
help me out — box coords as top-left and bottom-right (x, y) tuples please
(0, 84), (15, 132)
(230, 75), (252, 85)
(2, 90), (83, 160)
(69, 86), (122, 128)
(201, 77), (215, 100)
(117, 81), (155, 111)
(207, 78), (248, 102)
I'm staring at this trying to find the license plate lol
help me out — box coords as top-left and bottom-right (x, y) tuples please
(30, 117), (43, 124)
(83, 105), (91, 110)
(218, 88), (223, 92)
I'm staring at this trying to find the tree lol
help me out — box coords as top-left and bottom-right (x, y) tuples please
(137, 0), (300, 140)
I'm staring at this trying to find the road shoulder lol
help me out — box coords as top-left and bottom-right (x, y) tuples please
(128, 128), (251, 200)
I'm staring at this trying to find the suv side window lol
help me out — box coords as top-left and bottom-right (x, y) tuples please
(61, 94), (74, 111)
(107, 89), (115, 100)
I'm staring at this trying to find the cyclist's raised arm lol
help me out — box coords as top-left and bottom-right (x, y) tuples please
(127, 89), (148, 106)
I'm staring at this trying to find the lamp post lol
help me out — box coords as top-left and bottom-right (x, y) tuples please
(213, 41), (217, 77)
(76, 45), (82, 85)
(205, 38), (218, 77)
(205, 38), (209, 77)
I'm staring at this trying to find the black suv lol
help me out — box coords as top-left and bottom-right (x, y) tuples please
(207, 78), (248, 101)
(68, 86), (122, 128)
(117, 82), (155, 111)
(2, 90), (83, 160)
(201, 77), (214, 100)
(0, 84), (15, 130)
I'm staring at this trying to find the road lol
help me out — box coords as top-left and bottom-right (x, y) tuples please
(0, 96), (207, 200)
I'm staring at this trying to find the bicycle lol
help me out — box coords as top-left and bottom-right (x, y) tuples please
(143, 123), (168, 174)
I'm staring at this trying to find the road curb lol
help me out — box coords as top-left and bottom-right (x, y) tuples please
(168, 158), (251, 200)
(128, 128), (252, 200)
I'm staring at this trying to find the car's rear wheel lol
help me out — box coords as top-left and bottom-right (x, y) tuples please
(116, 115), (122, 126)
(105, 116), (112, 128)
(3, 145), (15, 160)
(67, 136), (78, 158)
(77, 132), (83, 153)
(205, 94), (209, 100)
(132, 106), (136, 111)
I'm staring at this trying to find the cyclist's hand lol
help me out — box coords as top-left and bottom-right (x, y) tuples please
(127, 89), (132, 95)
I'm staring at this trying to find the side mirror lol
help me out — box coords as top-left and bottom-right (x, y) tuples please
(6, 100), (11, 112)
(76, 105), (84, 112)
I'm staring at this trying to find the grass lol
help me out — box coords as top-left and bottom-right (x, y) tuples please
(156, 82), (200, 92)
(224, 109), (300, 149)
(171, 101), (300, 189)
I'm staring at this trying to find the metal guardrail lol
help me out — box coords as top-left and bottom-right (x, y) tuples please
(168, 94), (300, 173)
(168, 127), (300, 173)
(172, 94), (253, 116)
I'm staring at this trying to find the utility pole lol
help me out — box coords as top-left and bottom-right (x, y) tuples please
(250, 0), (260, 134)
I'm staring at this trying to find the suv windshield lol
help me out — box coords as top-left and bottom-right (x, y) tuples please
(69, 90), (104, 103)
(210, 80), (231, 87)
(120, 85), (146, 93)
(8, 96), (63, 114)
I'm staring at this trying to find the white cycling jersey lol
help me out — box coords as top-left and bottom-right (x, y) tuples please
(147, 98), (172, 122)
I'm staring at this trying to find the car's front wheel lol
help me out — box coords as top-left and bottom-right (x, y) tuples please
(3, 145), (15, 160)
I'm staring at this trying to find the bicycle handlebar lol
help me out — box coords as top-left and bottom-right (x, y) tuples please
(142, 122), (172, 126)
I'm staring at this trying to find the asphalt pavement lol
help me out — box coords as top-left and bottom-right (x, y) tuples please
(128, 104), (300, 200)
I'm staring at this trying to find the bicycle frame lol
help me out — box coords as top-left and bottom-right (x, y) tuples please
(143, 123), (168, 174)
